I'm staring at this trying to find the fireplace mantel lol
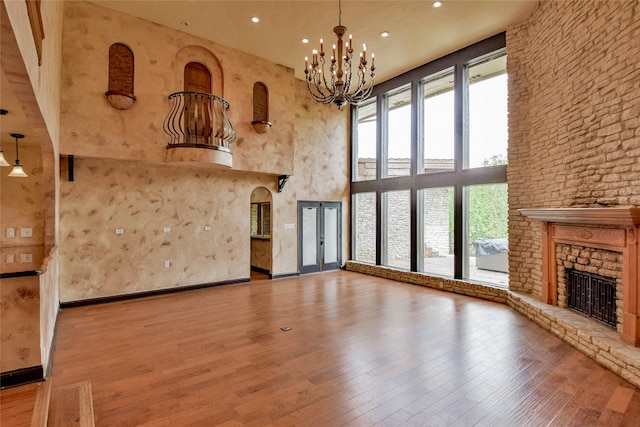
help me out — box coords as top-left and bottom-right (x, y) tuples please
(519, 207), (640, 226)
(520, 207), (640, 347)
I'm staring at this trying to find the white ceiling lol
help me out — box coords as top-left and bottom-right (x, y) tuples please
(1, 0), (538, 147)
(91, 0), (538, 83)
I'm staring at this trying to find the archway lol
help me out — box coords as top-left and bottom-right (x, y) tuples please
(250, 187), (273, 279)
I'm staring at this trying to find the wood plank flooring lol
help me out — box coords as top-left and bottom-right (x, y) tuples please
(2, 270), (640, 426)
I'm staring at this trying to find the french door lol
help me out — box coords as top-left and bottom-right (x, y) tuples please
(298, 201), (341, 274)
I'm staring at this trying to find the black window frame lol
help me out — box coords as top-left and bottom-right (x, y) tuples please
(350, 33), (507, 280)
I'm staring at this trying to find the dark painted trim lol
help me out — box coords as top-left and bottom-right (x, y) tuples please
(68, 154), (74, 181)
(270, 272), (300, 280)
(1, 365), (43, 389)
(0, 270), (39, 279)
(250, 266), (271, 275)
(60, 278), (250, 308)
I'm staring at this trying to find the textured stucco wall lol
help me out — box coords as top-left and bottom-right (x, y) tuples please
(0, 144), (45, 373)
(507, 0), (640, 295)
(58, 6), (350, 302)
(0, 144), (45, 252)
(2, 0), (64, 378)
(60, 1), (295, 175)
(0, 276), (41, 372)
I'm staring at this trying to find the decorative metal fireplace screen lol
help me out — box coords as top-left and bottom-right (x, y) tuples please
(567, 269), (616, 329)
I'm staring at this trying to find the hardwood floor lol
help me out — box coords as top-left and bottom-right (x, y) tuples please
(2, 270), (640, 426)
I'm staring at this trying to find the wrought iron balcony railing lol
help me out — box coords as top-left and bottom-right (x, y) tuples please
(163, 92), (236, 151)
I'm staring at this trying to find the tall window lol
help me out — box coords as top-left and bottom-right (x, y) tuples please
(421, 69), (454, 174)
(351, 34), (508, 287)
(385, 86), (411, 178)
(353, 192), (376, 263)
(354, 98), (377, 181)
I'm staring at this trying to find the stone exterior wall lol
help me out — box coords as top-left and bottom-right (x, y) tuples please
(354, 159), (451, 262)
(507, 0), (640, 295)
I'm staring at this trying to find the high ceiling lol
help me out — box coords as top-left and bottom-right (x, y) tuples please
(1, 1), (538, 148)
(91, 0), (538, 83)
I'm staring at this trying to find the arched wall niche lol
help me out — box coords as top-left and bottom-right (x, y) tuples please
(105, 42), (136, 109)
(251, 81), (271, 133)
(174, 45), (223, 97)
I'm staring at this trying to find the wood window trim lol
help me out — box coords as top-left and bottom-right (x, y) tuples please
(25, 0), (44, 66)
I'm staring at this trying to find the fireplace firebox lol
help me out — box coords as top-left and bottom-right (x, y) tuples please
(567, 269), (617, 329)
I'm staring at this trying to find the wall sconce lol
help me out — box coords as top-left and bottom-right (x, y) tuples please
(277, 175), (290, 193)
(8, 133), (28, 177)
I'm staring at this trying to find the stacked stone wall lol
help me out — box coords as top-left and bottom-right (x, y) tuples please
(507, 0), (640, 295)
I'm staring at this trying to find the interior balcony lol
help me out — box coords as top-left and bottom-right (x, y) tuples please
(163, 91), (236, 168)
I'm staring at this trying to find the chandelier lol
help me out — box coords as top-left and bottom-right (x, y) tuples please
(304, 0), (376, 110)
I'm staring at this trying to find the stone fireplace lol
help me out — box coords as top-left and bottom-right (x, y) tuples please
(519, 208), (640, 347)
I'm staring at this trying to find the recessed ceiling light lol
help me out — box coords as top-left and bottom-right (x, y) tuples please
(433, 1), (442, 7)
(302, 38), (309, 44)
(380, 31), (390, 38)
(251, 17), (259, 23)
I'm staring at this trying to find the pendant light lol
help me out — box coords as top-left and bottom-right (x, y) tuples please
(0, 143), (9, 167)
(8, 133), (28, 178)
(0, 110), (10, 167)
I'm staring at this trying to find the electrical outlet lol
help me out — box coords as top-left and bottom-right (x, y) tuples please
(6, 253), (14, 263)
(20, 227), (32, 237)
(204, 225), (212, 231)
(6, 228), (14, 238)
(115, 228), (124, 235)
(20, 253), (33, 263)
(164, 260), (170, 268)
(163, 227), (171, 233)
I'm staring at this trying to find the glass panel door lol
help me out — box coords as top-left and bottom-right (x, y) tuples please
(298, 201), (342, 274)
(302, 206), (318, 267)
(324, 207), (338, 264)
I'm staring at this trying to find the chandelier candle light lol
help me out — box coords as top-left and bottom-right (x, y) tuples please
(305, 0), (375, 109)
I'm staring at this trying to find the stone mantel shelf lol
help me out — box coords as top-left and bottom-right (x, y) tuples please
(519, 207), (640, 226)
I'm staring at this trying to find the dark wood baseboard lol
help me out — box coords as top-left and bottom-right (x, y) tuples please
(1, 365), (44, 389)
(60, 277), (250, 308)
(0, 270), (39, 279)
(270, 272), (300, 280)
(250, 266), (271, 275)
